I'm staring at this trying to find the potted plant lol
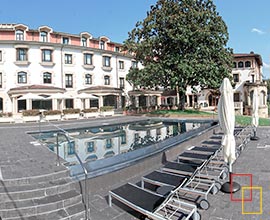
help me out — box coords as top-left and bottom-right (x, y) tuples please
(43, 110), (62, 121)
(0, 112), (14, 123)
(82, 108), (99, 118)
(22, 109), (41, 122)
(62, 108), (81, 120)
(100, 106), (114, 117)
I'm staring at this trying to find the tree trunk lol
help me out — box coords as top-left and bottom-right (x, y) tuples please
(178, 90), (186, 110)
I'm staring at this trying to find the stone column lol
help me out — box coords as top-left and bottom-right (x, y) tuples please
(99, 96), (103, 108)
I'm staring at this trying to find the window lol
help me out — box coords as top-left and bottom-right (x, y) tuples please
(104, 75), (110, 85)
(87, 141), (95, 152)
(62, 37), (69, 44)
(65, 74), (73, 88)
(100, 41), (105, 49)
(245, 61), (251, 68)
(103, 56), (111, 67)
(15, 29), (24, 41)
(64, 54), (72, 64)
(65, 99), (73, 108)
(0, 73), (2, 88)
(81, 37), (87, 46)
(67, 141), (75, 155)
(251, 75), (255, 83)
(84, 53), (93, 65)
(18, 71), (27, 83)
(120, 134), (126, 144)
(119, 60), (124, 69)
(233, 93), (240, 102)
(43, 72), (52, 84)
(238, 61), (243, 68)
(40, 31), (48, 42)
(132, 61), (138, 68)
(105, 139), (112, 149)
(42, 49), (52, 62)
(16, 48), (27, 61)
(115, 46), (119, 52)
(85, 74), (92, 85)
(233, 74), (239, 83)
(233, 62), (237, 68)
(120, 77), (125, 89)
(0, 50), (2, 62)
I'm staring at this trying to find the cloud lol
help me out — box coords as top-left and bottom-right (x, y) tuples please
(263, 62), (270, 68)
(251, 28), (265, 35)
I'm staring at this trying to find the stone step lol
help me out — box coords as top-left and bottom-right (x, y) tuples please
(0, 169), (70, 186)
(3, 202), (85, 220)
(0, 190), (83, 219)
(0, 180), (78, 202)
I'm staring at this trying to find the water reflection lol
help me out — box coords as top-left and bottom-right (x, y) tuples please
(31, 120), (208, 165)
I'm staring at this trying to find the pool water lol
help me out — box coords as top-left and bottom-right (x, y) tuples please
(30, 119), (212, 166)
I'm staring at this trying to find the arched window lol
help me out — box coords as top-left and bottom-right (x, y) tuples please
(17, 71), (27, 83)
(260, 91), (266, 105)
(238, 61), (244, 68)
(245, 61), (251, 68)
(85, 74), (92, 85)
(40, 31), (48, 42)
(81, 37), (87, 47)
(104, 75), (110, 85)
(43, 72), (52, 84)
(233, 62), (237, 68)
(16, 29), (24, 41)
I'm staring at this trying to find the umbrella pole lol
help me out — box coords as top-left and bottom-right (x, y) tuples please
(221, 163), (241, 193)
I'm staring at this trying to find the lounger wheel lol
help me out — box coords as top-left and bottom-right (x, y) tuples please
(199, 198), (210, 210)
(211, 184), (219, 195)
(192, 211), (201, 220)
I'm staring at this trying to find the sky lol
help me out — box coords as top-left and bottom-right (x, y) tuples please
(1, 0), (270, 78)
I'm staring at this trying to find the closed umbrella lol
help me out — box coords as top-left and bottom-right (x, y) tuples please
(251, 88), (259, 140)
(218, 78), (240, 193)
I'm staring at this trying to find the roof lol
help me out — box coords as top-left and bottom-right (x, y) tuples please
(233, 53), (263, 66)
(8, 85), (66, 95)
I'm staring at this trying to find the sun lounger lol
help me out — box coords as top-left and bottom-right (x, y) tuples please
(141, 170), (213, 210)
(109, 182), (201, 220)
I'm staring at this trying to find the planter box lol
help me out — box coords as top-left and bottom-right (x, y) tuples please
(23, 116), (40, 123)
(84, 112), (99, 118)
(63, 113), (80, 120)
(100, 111), (114, 117)
(0, 117), (15, 123)
(45, 114), (62, 121)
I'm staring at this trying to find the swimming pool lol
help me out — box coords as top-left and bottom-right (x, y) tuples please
(29, 118), (216, 177)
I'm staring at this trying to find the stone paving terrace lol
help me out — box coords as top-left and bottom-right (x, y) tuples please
(0, 116), (269, 219)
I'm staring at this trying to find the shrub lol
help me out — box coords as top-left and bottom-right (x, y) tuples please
(63, 108), (80, 114)
(0, 112), (13, 117)
(22, 109), (40, 116)
(100, 106), (114, 112)
(43, 110), (62, 115)
(82, 108), (98, 113)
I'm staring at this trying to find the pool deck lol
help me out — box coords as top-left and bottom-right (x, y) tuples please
(0, 116), (269, 219)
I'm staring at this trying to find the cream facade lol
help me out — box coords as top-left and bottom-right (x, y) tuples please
(0, 23), (142, 115)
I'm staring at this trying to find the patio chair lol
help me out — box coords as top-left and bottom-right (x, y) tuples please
(141, 170), (213, 210)
(109, 182), (201, 220)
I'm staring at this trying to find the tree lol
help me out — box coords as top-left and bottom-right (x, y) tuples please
(124, 0), (233, 109)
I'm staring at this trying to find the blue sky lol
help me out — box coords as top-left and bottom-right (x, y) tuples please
(1, 0), (270, 78)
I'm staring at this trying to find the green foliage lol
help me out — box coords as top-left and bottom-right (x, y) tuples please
(63, 108), (80, 114)
(43, 110), (62, 115)
(22, 109), (40, 116)
(82, 108), (98, 113)
(124, 0), (233, 103)
(0, 112), (13, 117)
(100, 106), (114, 112)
